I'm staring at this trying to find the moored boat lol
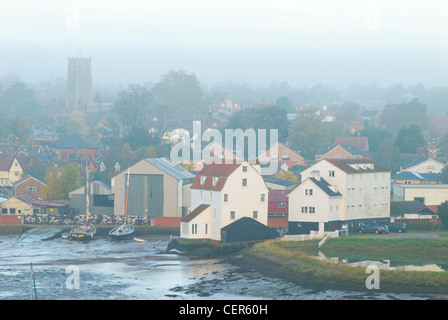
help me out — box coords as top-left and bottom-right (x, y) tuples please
(109, 223), (134, 240)
(109, 166), (134, 240)
(69, 224), (96, 240)
(68, 125), (96, 241)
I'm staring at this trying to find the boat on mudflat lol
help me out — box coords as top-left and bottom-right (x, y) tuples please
(69, 224), (96, 240)
(109, 223), (134, 240)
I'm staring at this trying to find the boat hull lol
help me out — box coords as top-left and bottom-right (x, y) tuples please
(69, 225), (96, 240)
(109, 224), (135, 240)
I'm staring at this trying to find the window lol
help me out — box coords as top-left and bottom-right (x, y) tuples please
(301, 206), (308, 213)
(261, 194), (265, 202)
(242, 178), (247, 187)
(278, 202), (286, 208)
(305, 189), (313, 195)
(242, 166), (247, 172)
(200, 176), (206, 185)
(230, 211), (236, 219)
(33, 208), (39, 214)
(10, 208), (16, 214)
(205, 224), (208, 234)
(191, 224), (198, 235)
(224, 194), (228, 202)
(309, 207), (315, 213)
(212, 177), (219, 186)
(27, 187), (37, 192)
(1, 208), (7, 214)
(329, 171), (335, 177)
(253, 211), (258, 219)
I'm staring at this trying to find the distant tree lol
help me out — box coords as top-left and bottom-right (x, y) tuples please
(438, 201), (448, 229)
(360, 127), (392, 154)
(375, 138), (401, 173)
(124, 127), (160, 150)
(121, 142), (133, 160)
(227, 106), (288, 143)
(394, 124), (426, 154)
(337, 101), (361, 124)
(439, 132), (448, 159)
(274, 96), (295, 113)
(151, 70), (206, 128)
(0, 82), (40, 118)
(379, 99), (429, 133)
(289, 110), (328, 158)
(58, 110), (86, 135)
(114, 84), (151, 132)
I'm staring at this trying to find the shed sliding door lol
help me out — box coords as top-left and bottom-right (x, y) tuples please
(126, 174), (163, 217)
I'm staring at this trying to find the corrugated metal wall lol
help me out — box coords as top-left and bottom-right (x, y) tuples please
(127, 174), (163, 217)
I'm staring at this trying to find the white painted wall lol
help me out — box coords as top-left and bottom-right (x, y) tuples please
(189, 161), (269, 241)
(295, 160), (390, 222)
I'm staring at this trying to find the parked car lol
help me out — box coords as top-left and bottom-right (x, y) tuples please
(357, 223), (389, 234)
(388, 222), (407, 233)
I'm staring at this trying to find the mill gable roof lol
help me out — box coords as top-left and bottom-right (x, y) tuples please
(191, 162), (241, 191)
(181, 204), (210, 222)
(324, 158), (389, 174)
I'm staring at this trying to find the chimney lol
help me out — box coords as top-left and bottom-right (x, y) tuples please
(310, 170), (321, 181)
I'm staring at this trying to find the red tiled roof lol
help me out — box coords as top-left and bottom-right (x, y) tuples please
(16, 195), (66, 207)
(0, 154), (21, 171)
(335, 136), (369, 152)
(191, 162), (241, 191)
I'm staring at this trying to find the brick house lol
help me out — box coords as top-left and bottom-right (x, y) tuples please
(315, 144), (364, 161)
(258, 143), (307, 167)
(13, 175), (47, 199)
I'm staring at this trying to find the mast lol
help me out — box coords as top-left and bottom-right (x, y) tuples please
(124, 167), (130, 224)
(85, 125), (92, 224)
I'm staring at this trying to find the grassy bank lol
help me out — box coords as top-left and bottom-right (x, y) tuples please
(240, 238), (448, 294)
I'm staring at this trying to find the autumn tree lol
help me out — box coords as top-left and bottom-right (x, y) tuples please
(44, 163), (82, 200)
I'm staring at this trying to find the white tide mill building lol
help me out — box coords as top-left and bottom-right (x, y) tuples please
(288, 158), (391, 234)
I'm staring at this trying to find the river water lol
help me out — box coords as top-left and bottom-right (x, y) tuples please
(0, 228), (446, 300)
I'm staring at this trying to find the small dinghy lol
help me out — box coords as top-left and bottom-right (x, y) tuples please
(133, 237), (147, 242)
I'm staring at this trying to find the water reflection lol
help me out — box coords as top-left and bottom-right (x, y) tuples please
(317, 251), (448, 272)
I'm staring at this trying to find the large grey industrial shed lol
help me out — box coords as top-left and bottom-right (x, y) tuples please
(111, 158), (195, 219)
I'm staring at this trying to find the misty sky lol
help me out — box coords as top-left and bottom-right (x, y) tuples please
(1, 0), (447, 88)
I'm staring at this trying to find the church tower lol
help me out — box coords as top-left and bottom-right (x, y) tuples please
(66, 56), (93, 110)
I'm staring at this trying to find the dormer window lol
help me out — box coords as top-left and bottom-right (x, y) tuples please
(212, 177), (219, 186)
(200, 176), (206, 185)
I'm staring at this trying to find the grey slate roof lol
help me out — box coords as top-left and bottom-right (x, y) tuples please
(309, 177), (342, 197)
(392, 171), (441, 181)
(145, 158), (195, 181)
